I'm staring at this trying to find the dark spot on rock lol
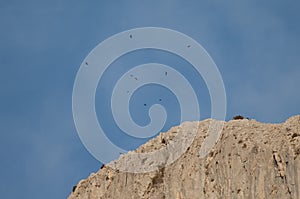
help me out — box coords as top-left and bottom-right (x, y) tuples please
(251, 146), (258, 154)
(129, 34), (132, 38)
(233, 115), (244, 120)
(72, 185), (77, 192)
(295, 148), (300, 156)
(141, 158), (147, 164)
(292, 133), (299, 138)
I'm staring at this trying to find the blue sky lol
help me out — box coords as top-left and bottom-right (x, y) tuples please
(0, 1), (299, 198)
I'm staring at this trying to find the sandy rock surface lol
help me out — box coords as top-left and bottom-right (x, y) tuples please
(69, 115), (300, 199)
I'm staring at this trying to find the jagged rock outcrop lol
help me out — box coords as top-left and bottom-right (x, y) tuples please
(69, 115), (300, 199)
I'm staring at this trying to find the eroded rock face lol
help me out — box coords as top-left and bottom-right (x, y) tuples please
(69, 115), (300, 199)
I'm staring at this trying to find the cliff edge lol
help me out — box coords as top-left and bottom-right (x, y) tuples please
(69, 115), (300, 199)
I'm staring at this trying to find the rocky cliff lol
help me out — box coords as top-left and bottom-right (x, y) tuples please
(69, 115), (300, 199)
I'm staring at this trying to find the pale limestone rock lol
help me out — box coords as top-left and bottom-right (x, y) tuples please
(69, 115), (300, 199)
